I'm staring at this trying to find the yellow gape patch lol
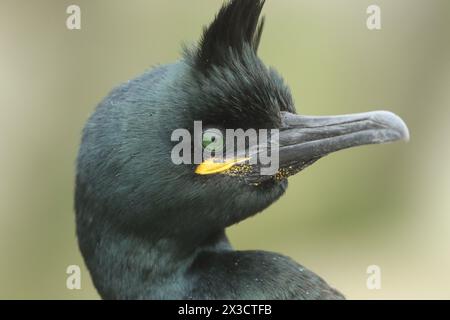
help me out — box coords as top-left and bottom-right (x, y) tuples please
(195, 158), (250, 175)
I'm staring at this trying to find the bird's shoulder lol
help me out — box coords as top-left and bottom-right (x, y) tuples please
(188, 249), (345, 300)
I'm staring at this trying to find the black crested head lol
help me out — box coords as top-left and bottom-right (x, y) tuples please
(76, 0), (408, 240)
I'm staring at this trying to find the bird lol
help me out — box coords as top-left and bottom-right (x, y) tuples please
(75, 0), (409, 300)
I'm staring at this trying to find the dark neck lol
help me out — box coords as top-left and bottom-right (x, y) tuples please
(80, 221), (232, 299)
(79, 219), (344, 300)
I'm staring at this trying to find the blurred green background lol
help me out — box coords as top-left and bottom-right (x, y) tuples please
(1, 0), (449, 299)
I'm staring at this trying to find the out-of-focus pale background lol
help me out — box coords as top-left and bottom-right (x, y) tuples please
(0, 0), (449, 299)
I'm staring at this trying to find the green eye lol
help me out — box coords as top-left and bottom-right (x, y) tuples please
(202, 129), (223, 152)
